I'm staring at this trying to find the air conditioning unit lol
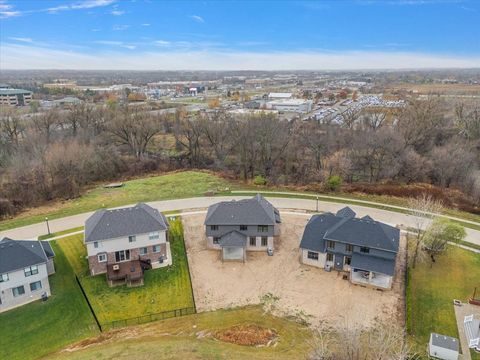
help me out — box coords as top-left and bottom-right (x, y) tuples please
(113, 264), (120, 271)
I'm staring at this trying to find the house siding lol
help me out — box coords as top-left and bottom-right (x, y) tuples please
(0, 263), (51, 313)
(206, 224), (275, 238)
(300, 248), (326, 268)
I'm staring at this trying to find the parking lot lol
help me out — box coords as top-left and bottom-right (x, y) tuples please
(183, 212), (406, 330)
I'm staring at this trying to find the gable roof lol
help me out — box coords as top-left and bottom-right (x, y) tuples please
(204, 194), (280, 226)
(85, 203), (169, 243)
(430, 333), (459, 352)
(0, 238), (49, 274)
(219, 231), (247, 247)
(300, 207), (400, 253)
(41, 241), (55, 258)
(336, 206), (356, 219)
(350, 253), (396, 276)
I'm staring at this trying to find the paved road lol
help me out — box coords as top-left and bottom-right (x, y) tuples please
(1, 196), (480, 246)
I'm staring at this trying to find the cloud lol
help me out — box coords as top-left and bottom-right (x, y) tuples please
(112, 24), (130, 31)
(47, 0), (116, 13)
(9, 37), (33, 43)
(2, 43), (480, 70)
(0, 10), (20, 18)
(94, 40), (136, 50)
(141, 23), (151, 26)
(110, 9), (124, 15)
(190, 15), (205, 23)
(154, 40), (171, 46)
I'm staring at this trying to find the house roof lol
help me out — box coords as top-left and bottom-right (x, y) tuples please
(204, 194), (280, 226)
(41, 241), (55, 258)
(430, 333), (460, 352)
(336, 206), (356, 219)
(0, 89), (32, 95)
(219, 231), (247, 247)
(0, 238), (50, 274)
(85, 203), (169, 243)
(299, 207), (400, 253)
(350, 253), (396, 276)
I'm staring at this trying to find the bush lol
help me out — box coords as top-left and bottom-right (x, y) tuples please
(325, 175), (342, 192)
(253, 175), (267, 186)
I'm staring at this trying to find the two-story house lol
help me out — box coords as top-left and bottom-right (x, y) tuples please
(204, 194), (281, 261)
(0, 238), (55, 313)
(299, 207), (400, 290)
(84, 203), (170, 287)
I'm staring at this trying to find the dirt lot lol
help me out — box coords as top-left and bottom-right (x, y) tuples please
(183, 213), (406, 330)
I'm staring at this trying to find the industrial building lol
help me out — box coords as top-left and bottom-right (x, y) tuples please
(0, 89), (33, 107)
(267, 99), (313, 113)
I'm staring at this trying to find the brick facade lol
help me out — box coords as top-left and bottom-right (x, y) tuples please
(88, 243), (167, 276)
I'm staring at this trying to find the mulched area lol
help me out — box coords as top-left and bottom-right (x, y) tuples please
(214, 324), (277, 346)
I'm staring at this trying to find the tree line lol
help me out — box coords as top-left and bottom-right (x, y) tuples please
(0, 97), (479, 218)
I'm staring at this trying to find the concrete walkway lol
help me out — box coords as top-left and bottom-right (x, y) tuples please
(1, 196), (480, 246)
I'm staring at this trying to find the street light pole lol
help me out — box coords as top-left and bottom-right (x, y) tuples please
(316, 196), (319, 212)
(45, 217), (51, 235)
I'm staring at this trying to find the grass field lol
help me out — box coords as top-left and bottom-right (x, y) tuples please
(0, 242), (99, 360)
(56, 218), (195, 327)
(0, 171), (232, 232)
(38, 226), (85, 240)
(45, 306), (314, 360)
(406, 246), (480, 359)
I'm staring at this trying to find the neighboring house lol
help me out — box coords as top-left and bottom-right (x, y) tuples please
(204, 194), (281, 261)
(464, 314), (480, 350)
(0, 238), (55, 313)
(84, 203), (170, 287)
(428, 333), (460, 360)
(299, 207), (400, 290)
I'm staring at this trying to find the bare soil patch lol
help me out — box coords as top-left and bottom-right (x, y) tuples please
(214, 324), (277, 346)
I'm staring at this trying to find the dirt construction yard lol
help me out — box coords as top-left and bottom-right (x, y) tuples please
(183, 212), (406, 330)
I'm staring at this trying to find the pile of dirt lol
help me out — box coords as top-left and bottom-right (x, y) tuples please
(214, 324), (277, 346)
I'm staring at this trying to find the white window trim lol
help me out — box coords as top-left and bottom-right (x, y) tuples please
(153, 245), (161, 253)
(128, 235), (136, 243)
(97, 253), (107, 263)
(0, 273), (8, 282)
(30, 281), (42, 292)
(149, 231), (160, 240)
(140, 247), (148, 255)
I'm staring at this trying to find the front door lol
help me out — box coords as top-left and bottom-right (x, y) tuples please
(334, 255), (344, 270)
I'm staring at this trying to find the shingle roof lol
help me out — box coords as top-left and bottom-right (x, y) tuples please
(299, 207), (400, 253)
(0, 238), (49, 273)
(430, 333), (459, 352)
(85, 203), (169, 243)
(350, 253), (396, 276)
(219, 231), (247, 247)
(41, 241), (55, 258)
(204, 194), (280, 226)
(336, 206), (356, 219)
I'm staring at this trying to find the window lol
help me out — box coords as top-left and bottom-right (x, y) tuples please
(307, 251), (319, 260)
(326, 253), (334, 262)
(261, 237), (268, 247)
(128, 235), (136, 243)
(94, 241), (99, 248)
(24, 265), (38, 277)
(0, 273), (8, 282)
(140, 247), (148, 255)
(115, 250), (130, 262)
(346, 244), (353, 253)
(149, 232), (160, 241)
(210, 225), (218, 231)
(97, 253), (107, 263)
(249, 237), (256, 246)
(153, 245), (161, 253)
(30, 281), (42, 292)
(240, 225), (248, 231)
(345, 256), (352, 266)
(327, 240), (335, 250)
(257, 225), (268, 233)
(213, 237), (220, 245)
(12, 286), (25, 297)
(360, 247), (370, 254)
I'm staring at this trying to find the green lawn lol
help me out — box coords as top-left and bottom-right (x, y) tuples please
(407, 246), (480, 359)
(38, 226), (85, 240)
(56, 218), (195, 328)
(44, 306), (314, 360)
(0, 171), (232, 232)
(0, 242), (99, 360)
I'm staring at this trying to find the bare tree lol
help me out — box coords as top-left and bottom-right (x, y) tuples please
(31, 109), (59, 143)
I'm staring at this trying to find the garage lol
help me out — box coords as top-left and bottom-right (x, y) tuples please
(219, 231), (247, 262)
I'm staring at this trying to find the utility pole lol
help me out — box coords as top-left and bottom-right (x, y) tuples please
(45, 217), (51, 235)
(316, 196), (319, 212)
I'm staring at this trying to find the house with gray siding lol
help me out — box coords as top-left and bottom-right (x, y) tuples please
(204, 194), (281, 261)
(299, 207), (400, 289)
(84, 203), (170, 286)
(0, 238), (55, 313)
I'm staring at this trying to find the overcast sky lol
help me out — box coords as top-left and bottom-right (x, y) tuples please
(1, 0), (479, 70)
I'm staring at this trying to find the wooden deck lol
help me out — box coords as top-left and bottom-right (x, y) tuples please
(107, 260), (144, 287)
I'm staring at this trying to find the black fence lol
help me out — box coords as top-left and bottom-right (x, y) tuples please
(103, 307), (196, 330)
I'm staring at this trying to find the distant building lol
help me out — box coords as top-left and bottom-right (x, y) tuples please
(0, 89), (32, 106)
(267, 99), (313, 113)
(268, 92), (292, 100)
(43, 80), (78, 90)
(428, 333), (459, 360)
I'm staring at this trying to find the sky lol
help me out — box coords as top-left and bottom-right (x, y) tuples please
(0, 0), (479, 70)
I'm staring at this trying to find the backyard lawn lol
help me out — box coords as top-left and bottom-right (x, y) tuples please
(45, 306), (314, 360)
(0, 170), (232, 232)
(56, 218), (195, 328)
(0, 242), (99, 360)
(407, 246), (480, 359)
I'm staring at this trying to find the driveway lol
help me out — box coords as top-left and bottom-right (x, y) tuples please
(1, 196), (479, 246)
(183, 213), (406, 330)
